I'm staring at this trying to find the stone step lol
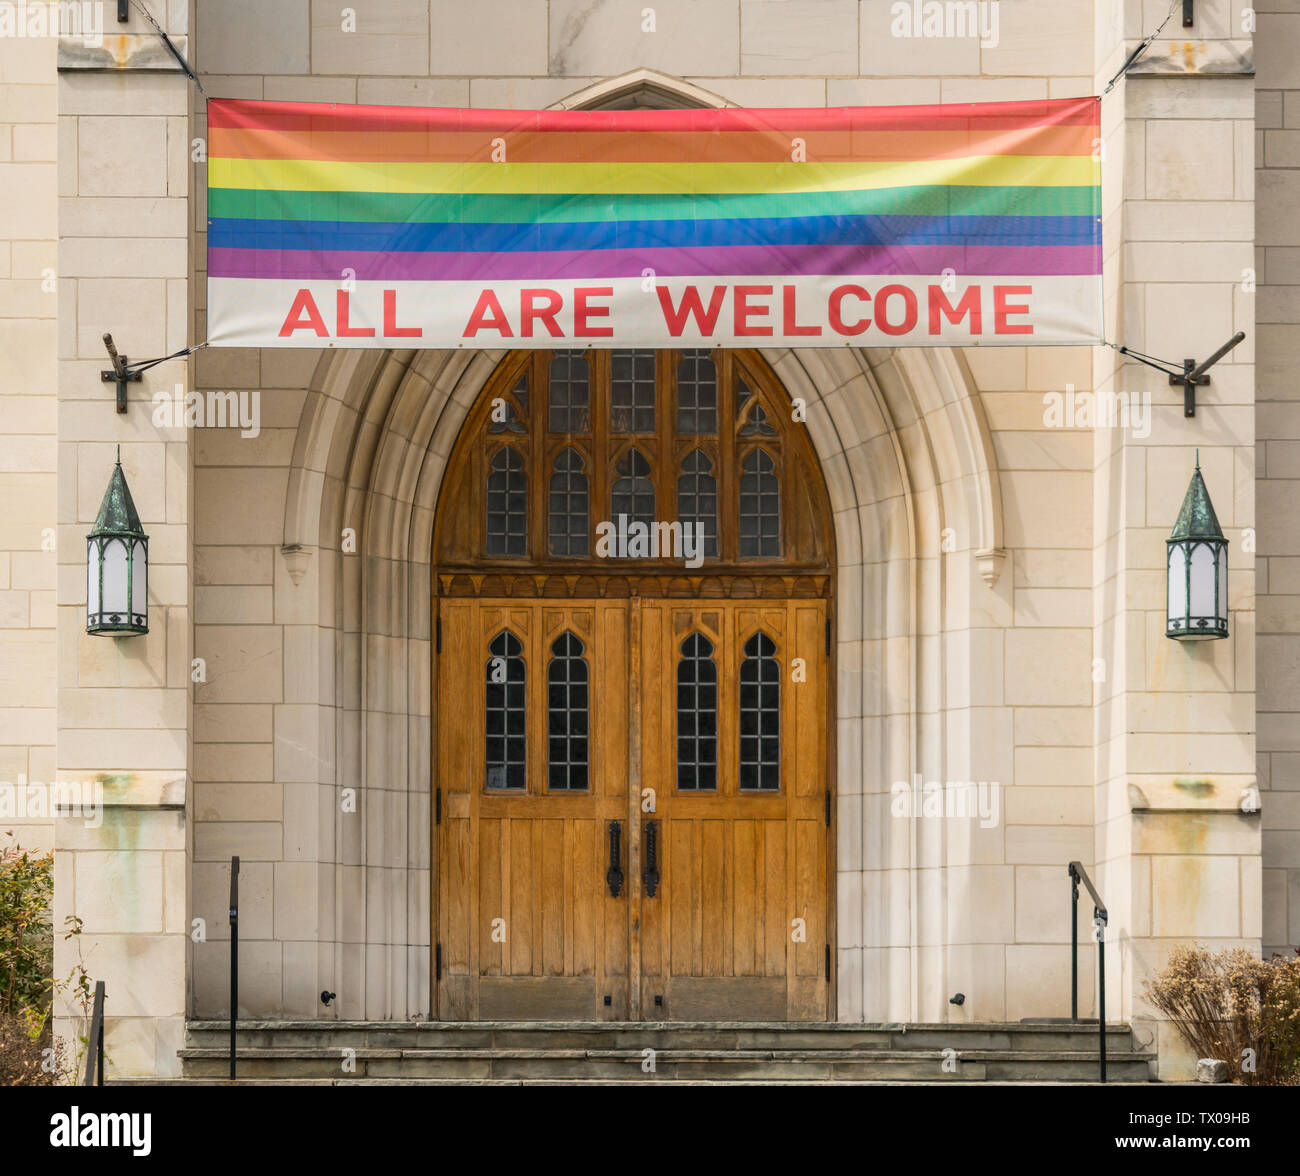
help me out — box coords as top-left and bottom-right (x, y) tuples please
(176, 1044), (1151, 1083)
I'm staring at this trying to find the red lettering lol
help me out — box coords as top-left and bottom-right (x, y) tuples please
(782, 286), (821, 336)
(574, 286), (614, 337)
(874, 285), (918, 336)
(463, 289), (513, 338)
(928, 286), (982, 335)
(734, 285), (773, 337)
(829, 285), (871, 336)
(278, 289), (329, 337)
(994, 285), (1034, 334)
(336, 290), (375, 337)
(656, 285), (727, 337)
(383, 289), (421, 337)
(521, 288), (564, 338)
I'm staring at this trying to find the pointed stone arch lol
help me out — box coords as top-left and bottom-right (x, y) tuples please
(266, 70), (1008, 1023)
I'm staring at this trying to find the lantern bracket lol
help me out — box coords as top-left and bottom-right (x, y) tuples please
(1168, 331), (1247, 417)
(100, 333), (141, 413)
(1183, 1), (1194, 28)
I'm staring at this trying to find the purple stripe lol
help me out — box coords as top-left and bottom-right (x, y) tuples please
(208, 243), (1101, 281)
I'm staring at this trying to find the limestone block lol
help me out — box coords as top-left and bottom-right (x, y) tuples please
(741, 0), (857, 75)
(194, 0), (310, 74)
(312, 0), (429, 75)
(1152, 854), (1241, 937)
(193, 624), (284, 704)
(548, 0), (740, 77)
(430, 0), (546, 75)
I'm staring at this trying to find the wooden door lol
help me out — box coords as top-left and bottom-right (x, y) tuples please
(638, 599), (831, 1021)
(436, 598), (631, 1020)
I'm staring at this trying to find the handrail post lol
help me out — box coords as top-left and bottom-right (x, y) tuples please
(81, 979), (105, 1086)
(1069, 866), (1079, 1020)
(229, 855), (239, 1081)
(1097, 907), (1108, 1084)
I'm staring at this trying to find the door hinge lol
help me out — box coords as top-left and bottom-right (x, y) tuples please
(435, 943), (442, 981)
(435, 787), (441, 825)
(825, 617), (831, 656)
(825, 944), (831, 982)
(436, 616), (442, 654)
(825, 788), (831, 827)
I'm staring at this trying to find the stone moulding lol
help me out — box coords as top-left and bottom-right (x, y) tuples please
(1126, 40), (1254, 77)
(57, 34), (189, 72)
(53, 771), (186, 811)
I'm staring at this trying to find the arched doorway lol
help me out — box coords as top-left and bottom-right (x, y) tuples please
(431, 348), (836, 1021)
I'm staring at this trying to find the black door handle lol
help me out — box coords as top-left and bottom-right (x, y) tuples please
(643, 819), (660, 898)
(606, 820), (624, 898)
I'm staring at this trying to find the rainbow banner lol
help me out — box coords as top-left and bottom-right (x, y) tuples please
(206, 96), (1102, 349)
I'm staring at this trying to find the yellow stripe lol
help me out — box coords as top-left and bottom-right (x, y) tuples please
(209, 155), (1099, 196)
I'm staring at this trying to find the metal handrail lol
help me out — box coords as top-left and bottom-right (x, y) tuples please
(229, 855), (239, 1081)
(81, 980), (105, 1086)
(1068, 861), (1108, 1083)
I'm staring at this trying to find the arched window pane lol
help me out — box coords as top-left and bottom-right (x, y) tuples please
(486, 631), (526, 790)
(739, 448), (780, 557)
(739, 631), (780, 791)
(548, 448), (589, 556)
(677, 449), (718, 559)
(677, 350), (717, 433)
(677, 633), (717, 791)
(549, 351), (590, 433)
(547, 632), (589, 791)
(486, 446), (527, 556)
(612, 349), (656, 433)
(612, 448), (655, 528)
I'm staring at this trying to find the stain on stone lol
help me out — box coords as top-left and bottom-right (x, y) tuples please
(1173, 777), (1214, 798)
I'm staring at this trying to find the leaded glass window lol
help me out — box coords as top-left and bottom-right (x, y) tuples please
(485, 631), (526, 790)
(486, 446), (527, 556)
(611, 349), (656, 433)
(677, 633), (718, 791)
(549, 351), (590, 433)
(739, 631), (780, 791)
(547, 632), (589, 791)
(677, 350), (717, 433)
(548, 448), (589, 556)
(611, 448), (655, 528)
(677, 449), (718, 559)
(739, 448), (780, 557)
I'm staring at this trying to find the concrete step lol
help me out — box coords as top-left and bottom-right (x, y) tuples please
(175, 1043), (1151, 1083)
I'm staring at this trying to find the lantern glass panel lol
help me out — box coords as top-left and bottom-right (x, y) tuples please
(1168, 544), (1186, 622)
(1190, 542), (1216, 617)
(102, 538), (128, 615)
(1218, 547), (1228, 621)
(87, 541), (100, 617)
(130, 538), (147, 618)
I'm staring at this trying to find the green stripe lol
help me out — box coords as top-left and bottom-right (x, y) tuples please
(208, 184), (1098, 225)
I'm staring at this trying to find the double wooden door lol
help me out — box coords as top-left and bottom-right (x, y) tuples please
(434, 596), (830, 1021)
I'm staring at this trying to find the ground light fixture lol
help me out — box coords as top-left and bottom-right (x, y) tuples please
(1166, 453), (1228, 642)
(86, 447), (149, 636)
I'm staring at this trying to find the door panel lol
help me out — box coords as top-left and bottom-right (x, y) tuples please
(637, 599), (830, 1021)
(436, 596), (830, 1021)
(436, 599), (630, 1020)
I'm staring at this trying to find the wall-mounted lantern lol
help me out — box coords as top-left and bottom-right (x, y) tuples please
(86, 448), (148, 636)
(1166, 454), (1228, 642)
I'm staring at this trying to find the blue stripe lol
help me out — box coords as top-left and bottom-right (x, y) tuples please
(207, 213), (1097, 254)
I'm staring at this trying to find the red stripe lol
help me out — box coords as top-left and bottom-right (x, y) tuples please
(207, 97), (1099, 137)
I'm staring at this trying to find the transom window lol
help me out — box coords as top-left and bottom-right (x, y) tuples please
(442, 350), (832, 577)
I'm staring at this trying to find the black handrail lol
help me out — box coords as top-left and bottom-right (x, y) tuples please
(1068, 861), (1108, 1083)
(229, 855), (239, 1081)
(81, 980), (105, 1086)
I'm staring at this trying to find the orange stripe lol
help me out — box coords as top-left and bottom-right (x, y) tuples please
(208, 123), (1097, 165)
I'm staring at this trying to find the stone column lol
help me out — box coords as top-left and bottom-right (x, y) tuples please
(53, 9), (193, 1077)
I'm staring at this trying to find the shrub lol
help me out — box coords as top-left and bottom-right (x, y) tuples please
(1144, 944), (1300, 1085)
(0, 840), (54, 1019)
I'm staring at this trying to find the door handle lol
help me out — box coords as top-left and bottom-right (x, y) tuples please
(606, 820), (624, 898)
(642, 819), (660, 898)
